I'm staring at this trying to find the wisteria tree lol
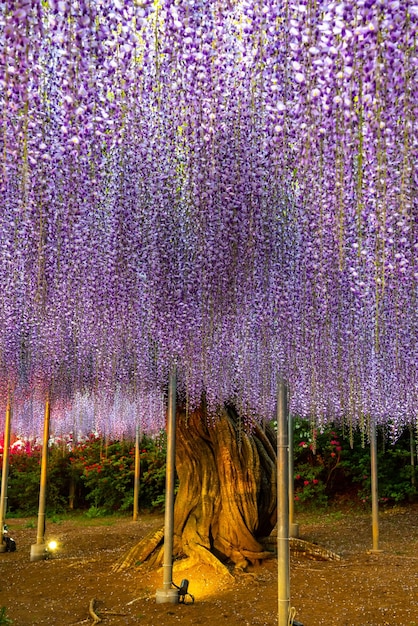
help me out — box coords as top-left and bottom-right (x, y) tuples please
(0, 0), (417, 569)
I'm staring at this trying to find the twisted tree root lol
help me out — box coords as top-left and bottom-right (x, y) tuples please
(112, 528), (164, 573)
(88, 599), (102, 624)
(112, 524), (342, 576)
(261, 535), (342, 561)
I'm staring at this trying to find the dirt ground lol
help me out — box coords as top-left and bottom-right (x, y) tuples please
(0, 504), (417, 626)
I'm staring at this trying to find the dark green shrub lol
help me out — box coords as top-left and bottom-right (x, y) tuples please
(138, 432), (170, 509)
(8, 443), (72, 515)
(4, 431), (168, 516)
(293, 419), (418, 508)
(7, 450), (43, 514)
(339, 426), (418, 505)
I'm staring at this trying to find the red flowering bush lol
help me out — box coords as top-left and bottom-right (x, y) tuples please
(293, 421), (347, 507)
(69, 433), (168, 514)
(6, 438), (72, 515)
(293, 420), (418, 508)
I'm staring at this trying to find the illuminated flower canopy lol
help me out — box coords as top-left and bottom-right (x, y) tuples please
(0, 0), (417, 435)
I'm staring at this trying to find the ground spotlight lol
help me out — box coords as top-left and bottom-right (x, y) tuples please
(172, 579), (194, 604)
(45, 540), (59, 558)
(30, 539), (60, 561)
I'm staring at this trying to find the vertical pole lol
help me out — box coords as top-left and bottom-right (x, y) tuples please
(69, 428), (77, 510)
(370, 418), (381, 553)
(288, 412), (299, 538)
(277, 381), (290, 626)
(37, 398), (50, 544)
(0, 398), (12, 552)
(410, 424), (416, 488)
(133, 424), (140, 522)
(30, 398), (51, 561)
(156, 365), (178, 604)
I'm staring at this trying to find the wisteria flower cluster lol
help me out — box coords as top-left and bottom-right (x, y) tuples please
(0, 0), (417, 436)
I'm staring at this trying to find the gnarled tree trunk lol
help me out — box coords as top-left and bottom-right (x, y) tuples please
(173, 404), (277, 571)
(112, 404), (278, 575)
(112, 403), (342, 575)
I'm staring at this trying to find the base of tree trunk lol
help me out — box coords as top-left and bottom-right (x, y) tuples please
(112, 527), (342, 575)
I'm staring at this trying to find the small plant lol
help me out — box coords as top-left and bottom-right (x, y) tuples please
(84, 506), (109, 519)
(24, 520), (35, 529)
(0, 606), (13, 625)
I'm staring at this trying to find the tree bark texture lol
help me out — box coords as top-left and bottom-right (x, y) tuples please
(173, 404), (277, 570)
(112, 404), (277, 574)
(112, 403), (342, 575)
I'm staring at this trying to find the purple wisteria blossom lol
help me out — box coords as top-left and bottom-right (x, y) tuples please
(0, 0), (416, 436)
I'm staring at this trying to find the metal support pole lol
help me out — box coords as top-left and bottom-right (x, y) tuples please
(370, 418), (381, 553)
(30, 398), (50, 561)
(410, 424), (416, 488)
(0, 398), (12, 553)
(277, 381), (290, 626)
(156, 365), (178, 604)
(133, 424), (140, 522)
(288, 412), (299, 538)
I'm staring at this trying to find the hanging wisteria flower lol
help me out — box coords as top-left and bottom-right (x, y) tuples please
(0, 0), (416, 436)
